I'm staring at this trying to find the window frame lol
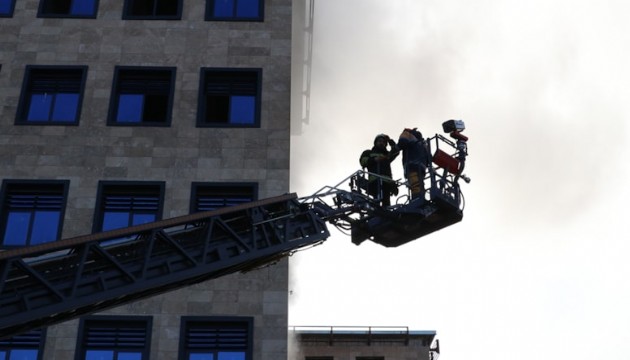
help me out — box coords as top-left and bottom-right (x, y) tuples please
(178, 316), (254, 360)
(196, 68), (262, 128)
(0, 329), (47, 360)
(15, 65), (88, 126)
(37, 0), (99, 19)
(92, 181), (165, 234)
(0, 180), (70, 249)
(122, 0), (183, 20)
(0, 0), (16, 17)
(205, 0), (264, 22)
(190, 182), (258, 213)
(75, 316), (152, 360)
(107, 66), (176, 127)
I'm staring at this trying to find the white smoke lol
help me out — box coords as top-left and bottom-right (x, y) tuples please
(290, 1), (630, 360)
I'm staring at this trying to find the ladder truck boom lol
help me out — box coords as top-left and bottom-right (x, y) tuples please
(0, 194), (329, 339)
(0, 121), (470, 339)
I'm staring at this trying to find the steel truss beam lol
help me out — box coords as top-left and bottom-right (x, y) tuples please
(0, 194), (329, 339)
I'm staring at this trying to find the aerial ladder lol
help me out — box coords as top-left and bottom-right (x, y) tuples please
(0, 120), (469, 340)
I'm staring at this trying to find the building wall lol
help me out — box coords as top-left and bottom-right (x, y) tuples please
(290, 328), (437, 360)
(0, 0), (292, 359)
(295, 341), (433, 360)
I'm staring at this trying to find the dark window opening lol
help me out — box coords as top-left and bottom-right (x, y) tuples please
(93, 182), (164, 235)
(0, 181), (69, 248)
(190, 183), (257, 212)
(197, 69), (261, 128)
(0, 0), (16, 17)
(16, 66), (87, 125)
(76, 317), (152, 360)
(205, 95), (230, 124)
(179, 317), (253, 360)
(108, 67), (175, 126)
(206, 0), (263, 21)
(123, 0), (182, 19)
(39, 0), (98, 17)
(0, 329), (46, 360)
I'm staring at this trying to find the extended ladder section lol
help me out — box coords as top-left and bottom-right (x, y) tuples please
(0, 194), (329, 339)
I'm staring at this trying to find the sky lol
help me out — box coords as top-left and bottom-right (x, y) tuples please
(288, 1), (630, 359)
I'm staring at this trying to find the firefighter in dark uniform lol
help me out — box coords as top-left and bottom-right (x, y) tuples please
(359, 134), (400, 206)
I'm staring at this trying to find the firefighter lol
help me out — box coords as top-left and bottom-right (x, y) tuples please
(397, 128), (431, 200)
(359, 134), (400, 206)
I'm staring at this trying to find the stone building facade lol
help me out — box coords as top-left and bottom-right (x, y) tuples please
(0, 0), (293, 359)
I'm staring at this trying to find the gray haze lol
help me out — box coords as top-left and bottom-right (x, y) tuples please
(289, 1), (630, 359)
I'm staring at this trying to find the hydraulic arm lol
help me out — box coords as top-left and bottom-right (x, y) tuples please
(0, 121), (470, 339)
(0, 194), (328, 339)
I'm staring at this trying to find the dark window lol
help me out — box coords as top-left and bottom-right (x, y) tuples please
(0, 0), (16, 17)
(92, 182), (164, 234)
(205, 0), (263, 21)
(76, 316), (152, 360)
(179, 317), (253, 360)
(190, 183), (257, 212)
(38, 0), (98, 18)
(0, 329), (46, 360)
(16, 66), (87, 125)
(108, 67), (176, 126)
(0, 180), (69, 248)
(197, 68), (261, 128)
(305, 357), (334, 360)
(123, 0), (182, 20)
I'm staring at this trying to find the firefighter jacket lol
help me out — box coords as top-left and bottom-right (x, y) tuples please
(360, 146), (400, 181)
(397, 129), (431, 177)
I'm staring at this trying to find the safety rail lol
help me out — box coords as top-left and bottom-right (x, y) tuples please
(427, 133), (468, 211)
(290, 325), (435, 346)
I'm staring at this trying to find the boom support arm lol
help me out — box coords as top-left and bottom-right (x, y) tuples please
(0, 194), (329, 339)
(0, 122), (470, 340)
